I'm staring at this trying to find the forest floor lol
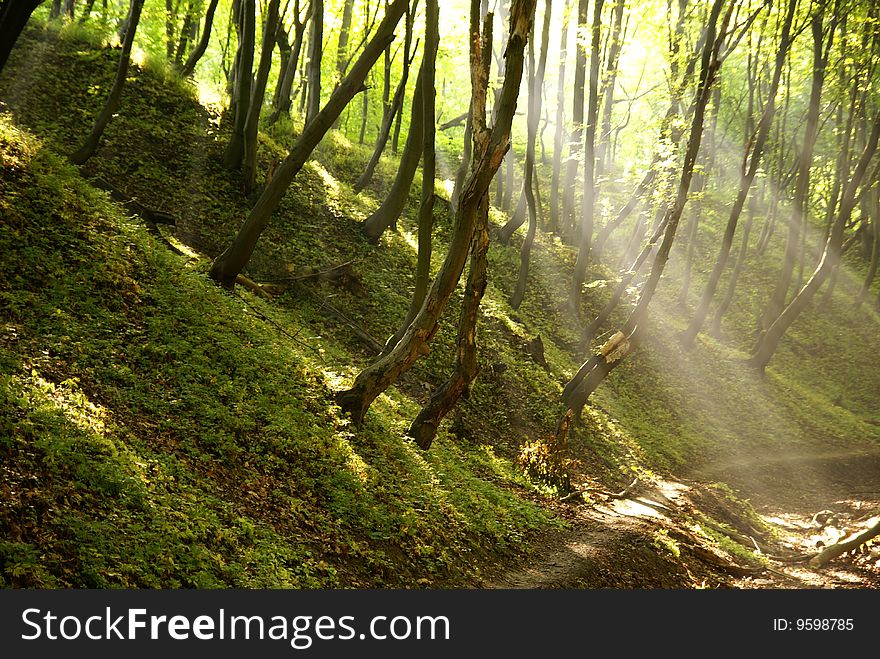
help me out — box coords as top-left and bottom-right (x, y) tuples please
(489, 448), (880, 588)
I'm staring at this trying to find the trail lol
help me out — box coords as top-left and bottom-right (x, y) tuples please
(487, 449), (880, 589)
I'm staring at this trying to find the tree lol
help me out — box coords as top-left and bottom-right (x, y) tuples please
(560, 0), (588, 240)
(70, 0), (146, 165)
(180, 0), (221, 78)
(360, 68), (424, 242)
(563, 0), (732, 414)
(208, 0), (410, 288)
(223, 0), (255, 169)
(382, 0), (439, 352)
(747, 112), (880, 371)
(336, 0), (537, 428)
(510, 0), (552, 309)
(570, 0), (604, 305)
(305, 0), (323, 125)
(0, 0), (44, 77)
(679, 0), (797, 349)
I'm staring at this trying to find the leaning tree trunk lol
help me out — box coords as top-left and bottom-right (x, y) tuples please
(510, 0), (552, 309)
(679, 0), (796, 349)
(180, 0), (221, 77)
(208, 0), (409, 288)
(360, 68), (425, 242)
(382, 0), (439, 353)
(69, 0), (146, 165)
(747, 111), (880, 372)
(336, 0), (536, 427)
(354, 0), (417, 193)
(563, 0), (730, 414)
(570, 0), (604, 306)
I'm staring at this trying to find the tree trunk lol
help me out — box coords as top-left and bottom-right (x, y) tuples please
(0, 0), (44, 77)
(242, 0), (281, 193)
(510, 0), (551, 309)
(382, 0), (439, 352)
(360, 68), (425, 242)
(747, 112), (880, 372)
(336, 0), (536, 427)
(208, 0), (409, 288)
(680, 0), (796, 349)
(269, 0), (311, 123)
(759, 10), (832, 329)
(597, 0), (625, 178)
(564, 0), (730, 412)
(69, 0), (146, 165)
(560, 0), (588, 239)
(180, 0), (221, 77)
(570, 0), (604, 305)
(548, 0), (571, 234)
(353, 2), (416, 192)
(223, 0), (255, 169)
(305, 0), (323, 125)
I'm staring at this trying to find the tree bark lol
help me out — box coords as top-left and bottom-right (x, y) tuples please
(208, 0), (409, 288)
(336, 0), (536, 427)
(69, 0), (146, 165)
(268, 0), (312, 123)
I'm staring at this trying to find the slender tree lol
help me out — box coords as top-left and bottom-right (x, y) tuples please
(305, 0), (323, 125)
(563, 0), (731, 413)
(70, 0), (146, 165)
(759, 7), (835, 329)
(679, 0), (797, 349)
(570, 0), (604, 305)
(208, 0), (410, 288)
(223, 0), (255, 169)
(360, 68), (425, 242)
(180, 0), (221, 77)
(510, 0), (552, 309)
(337, 0), (536, 427)
(560, 0), (588, 239)
(548, 0), (572, 234)
(382, 0), (439, 352)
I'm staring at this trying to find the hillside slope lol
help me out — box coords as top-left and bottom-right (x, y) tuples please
(1, 23), (879, 588)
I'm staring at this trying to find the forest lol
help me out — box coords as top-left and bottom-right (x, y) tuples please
(0, 0), (878, 590)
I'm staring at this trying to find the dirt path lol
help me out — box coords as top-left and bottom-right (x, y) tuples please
(486, 449), (880, 589)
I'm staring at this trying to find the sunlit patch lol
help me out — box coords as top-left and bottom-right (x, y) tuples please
(30, 371), (107, 436)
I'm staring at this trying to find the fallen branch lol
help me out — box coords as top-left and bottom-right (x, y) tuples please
(809, 518), (880, 568)
(560, 477), (638, 503)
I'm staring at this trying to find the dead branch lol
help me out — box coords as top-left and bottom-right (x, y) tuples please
(809, 517), (880, 568)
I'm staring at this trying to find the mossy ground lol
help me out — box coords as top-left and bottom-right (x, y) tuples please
(1, 20), (878, 588)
